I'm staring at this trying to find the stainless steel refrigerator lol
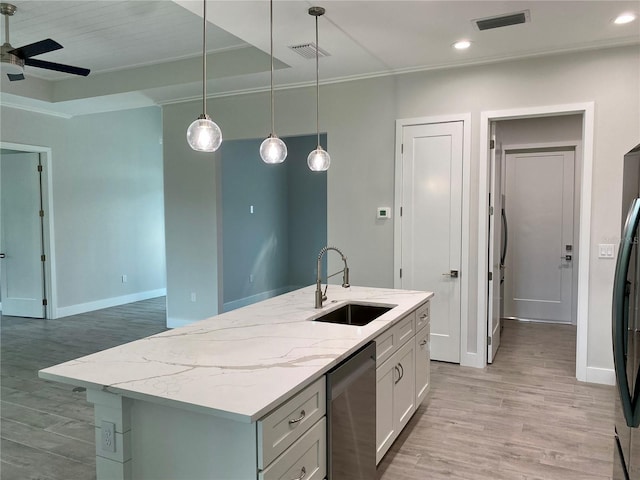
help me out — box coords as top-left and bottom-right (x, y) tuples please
(613, 143), (640, 480)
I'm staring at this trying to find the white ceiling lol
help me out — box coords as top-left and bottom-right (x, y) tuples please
(1, 0), (639, 116)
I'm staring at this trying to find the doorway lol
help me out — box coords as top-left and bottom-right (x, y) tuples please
(479, 103), (595, 381)
(394, 114), (471, 365)
(502, 148), (577, 324)
(0, 142), (57, 319)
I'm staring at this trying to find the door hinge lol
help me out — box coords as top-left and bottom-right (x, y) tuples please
(41, 254), (46, 262)
(490, 139), (495, 149)
(401, 143), (404, 154)
(400, 207), (403, 217)
(37, 164), (43, 172)
(400, 268), (403, 278)
(42, 299), (48, 306)
(489, 206), (494, 215)
(39, 210), (44, 217)
(488, 271), (493, 281)
(487, 335), (492, 346)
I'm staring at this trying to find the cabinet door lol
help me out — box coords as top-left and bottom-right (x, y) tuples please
(393, 339), (416, 433)
(415, 326), (430, 406)
(376, 357), (396, 465)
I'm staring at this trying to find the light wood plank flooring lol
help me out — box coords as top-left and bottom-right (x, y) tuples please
(378, 319), (616, 480)
(2, 303), (615, 479)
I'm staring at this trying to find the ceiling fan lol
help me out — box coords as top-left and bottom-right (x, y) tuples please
(0, 2), (90, 81)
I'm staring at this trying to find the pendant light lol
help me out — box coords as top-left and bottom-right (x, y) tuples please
(307, 6), (330, 172)
(186, 0), (222, 152)
(260, 0), (287, 164)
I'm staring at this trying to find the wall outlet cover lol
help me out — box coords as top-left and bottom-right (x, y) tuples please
(377, 207), (392, 219)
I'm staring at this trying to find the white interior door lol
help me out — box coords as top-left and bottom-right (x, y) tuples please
(487, 125), (502, 363)
(0, 153), (45, 318)
(400, 121), (463, 363)
(503, 150), (575, 323)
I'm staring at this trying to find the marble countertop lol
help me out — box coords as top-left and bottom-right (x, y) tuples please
(39, 285), (432, 423)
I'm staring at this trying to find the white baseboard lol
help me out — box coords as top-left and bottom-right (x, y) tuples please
(585, 366), (615, 386)
(223, 286), (297, 313)
(56, 289), (166, 318)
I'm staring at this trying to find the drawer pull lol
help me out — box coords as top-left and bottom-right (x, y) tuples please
(394, 365), (401, 384)
(398, 362), (404, 380)
(419, 313), (428, 320)
(419, 339), (427, 346)
(288, 410), (306, 425)
(291, 466), (306, 480)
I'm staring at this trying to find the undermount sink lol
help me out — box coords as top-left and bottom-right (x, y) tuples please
(312, 303), (393, 326)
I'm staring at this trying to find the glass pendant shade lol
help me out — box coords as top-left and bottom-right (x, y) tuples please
(187, 115), (222, 152)
(260, 135), (287, 164)
(307, 146), (331, 171)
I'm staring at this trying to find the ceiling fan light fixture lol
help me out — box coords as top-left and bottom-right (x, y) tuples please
(307, 6), (330, 172)
(187, 0), (222, 153)
(260, 0), (287, 164)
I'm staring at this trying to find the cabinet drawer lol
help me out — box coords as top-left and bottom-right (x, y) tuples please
(258, 377), (326, 469)
(375, 313), (415, 365)
(259, 418), (326, 480)
(396, 313), (415, 347)
(415, 302), (430, 332)
(375, 328), (395, 365)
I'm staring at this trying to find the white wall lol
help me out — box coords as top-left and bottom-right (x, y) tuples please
(161, 45), (639, 378)
(0, 106), (166, 317)
(162, 102), (223, 328)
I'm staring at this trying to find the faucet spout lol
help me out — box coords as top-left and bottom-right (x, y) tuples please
(315, 246), (350, 308)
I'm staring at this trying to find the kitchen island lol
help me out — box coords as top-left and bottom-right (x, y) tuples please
(39, 285), (433, 479)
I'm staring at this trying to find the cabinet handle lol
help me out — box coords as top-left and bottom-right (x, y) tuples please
(291, 466), (306, 480)
(394, 365), (401, 384)
(288, 410), (306, 425)
(419, 313), (428, 320)
(398, 363), (404, 381)
(419, 339), (427, 347)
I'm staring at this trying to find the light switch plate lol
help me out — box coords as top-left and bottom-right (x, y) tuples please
(598, 244), (615, 259)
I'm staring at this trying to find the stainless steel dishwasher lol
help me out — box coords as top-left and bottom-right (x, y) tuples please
(326, 341), (376, 479)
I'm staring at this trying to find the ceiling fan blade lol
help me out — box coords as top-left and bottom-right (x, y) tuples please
(25, 58), (90, 77)
(9, 38), (63, 59)
(7, 73), (25, 81)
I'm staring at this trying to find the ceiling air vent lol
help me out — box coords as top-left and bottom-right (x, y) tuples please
(474, 10), (530, 31)
(288, 42), (330, 60)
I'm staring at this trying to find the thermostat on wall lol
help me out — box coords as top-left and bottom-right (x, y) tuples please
(377, 207), (392, 219)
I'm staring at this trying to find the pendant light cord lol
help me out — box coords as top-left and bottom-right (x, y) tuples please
(315, 14), (320, 148)
(202, 0), (207, 116)
(270, 0), (275, 134)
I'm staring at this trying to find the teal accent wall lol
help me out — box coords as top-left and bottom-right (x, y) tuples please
(221, 134), (327, 309)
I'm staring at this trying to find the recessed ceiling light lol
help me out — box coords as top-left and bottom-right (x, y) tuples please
(614, 12), (637, 24)
(453, 40), (472, 50)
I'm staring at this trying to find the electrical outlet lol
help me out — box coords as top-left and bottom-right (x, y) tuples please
(121, 274), (127, 283)
(249, 274), (254, 283)
(101, 421), (116, 453)
(190, 292), (197, 302)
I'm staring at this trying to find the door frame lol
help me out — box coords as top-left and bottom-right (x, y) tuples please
(478, 102), (595, 382)
(394, 113), (472, 366)
(0, 141), (58, 319)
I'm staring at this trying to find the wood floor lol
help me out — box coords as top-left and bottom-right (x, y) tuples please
(1, 302), (615, 480)
(378, 320), (616, 480)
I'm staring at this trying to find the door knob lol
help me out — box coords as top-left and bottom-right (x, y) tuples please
(442, 270), (459, 278)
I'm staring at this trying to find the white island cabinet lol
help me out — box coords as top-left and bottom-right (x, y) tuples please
(375, 300), (431, 464)
(39, 285), (433, 479)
